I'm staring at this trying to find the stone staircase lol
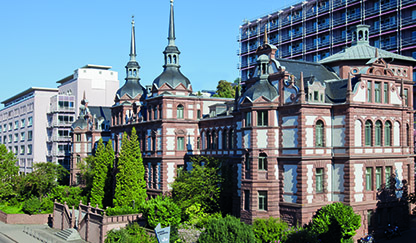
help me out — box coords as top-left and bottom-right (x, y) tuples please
(55, 228), (82, 241)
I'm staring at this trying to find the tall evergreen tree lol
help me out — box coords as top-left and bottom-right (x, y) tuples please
(114, 127), (146, 207)
(103, 140), (115, 208)
(90, 139), (107, 208)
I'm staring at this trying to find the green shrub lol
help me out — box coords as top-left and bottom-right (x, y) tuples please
(141, 195), (181, 228)
(308, 202), (361, 243)
(105, 222), (157, 243)
(285, 227), (319, 243)
(197, 215), (256, 243)
(105, 205), (140, 216)
(22, 197), (42, 215)
(253, 217), (290, 243)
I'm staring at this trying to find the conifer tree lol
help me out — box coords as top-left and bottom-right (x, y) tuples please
(103, 140), (115, 207)
(90, 139), (107, 208)
(113, 127), (146, 207)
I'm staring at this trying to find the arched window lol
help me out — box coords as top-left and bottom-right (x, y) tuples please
(315, 120), (324, 147)
(177, 104), (184, 119)
(375, 120), (382, 146)
(406, 124), (410, 147)
(212, 131), (217, 149)
(365, 120), (373, 146)
(384, 121), (391, 146)
(258, 153), (267, 171)
(206, 132), (211, 150)
(154, 107), (158, 120)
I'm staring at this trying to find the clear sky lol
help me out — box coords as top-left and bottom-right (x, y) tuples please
(0, 0), (300, 105)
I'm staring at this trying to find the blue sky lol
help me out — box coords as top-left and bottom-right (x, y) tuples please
(0, 0), (299, 104)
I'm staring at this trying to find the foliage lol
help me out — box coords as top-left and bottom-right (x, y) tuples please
(177, 223), (203, 243)
(213, 80), (235, 98)
(103, 141), (115, 207)
(105, 205), (140, 216)
(285, 227), (319, 243)
(22, 197), (42, 215)
(0, 203), (24, 214)
(18, 162), (68, 200)
(40, 185), (87, 212)
(197, 215), (255, 243)
(0, 144), (19, 201)
(114, 128), (147, 207)
(105, 222), (157, 243)
(77, 155), (94, 191)
(141, 195), (181, 229)
(172, 156), (223, 217)
(252, 217), (290, 243)
(90, 139), (114, 208)
(308, 202), (361, 243)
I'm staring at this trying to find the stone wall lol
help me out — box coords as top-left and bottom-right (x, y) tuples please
(0, 209), (50, 224)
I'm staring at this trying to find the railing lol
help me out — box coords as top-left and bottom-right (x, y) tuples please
(365, 7), (379, 16)
(401, 36), (416, 48)
(332, 0), (346, 8)
(306, 43), (317, 51)
(318, 22), (330, 29)
(381, 0), (398, 11)
(347, 12), (361, 22)
(380, 40), (397, 50)
(332, 35), (346, 44)
(332, 17), (346, 26)
(369, 26), (380, 34)
(380, 22), (397, 32)
(401, 15), (416, 27)
(318, 40), (330, 48)
(292, 46), (303, 54)
(306, 26), (317, 34)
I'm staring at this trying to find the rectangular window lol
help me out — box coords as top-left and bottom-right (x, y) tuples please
(3, 136), (6, 143)
(28, 117), (33, 126)
(197, 109), (201, 119)
(384, 83), (388, 103)
(9, 123), (12, 131)
(367, 81), (372, 102)
(376, 167), (382, 189)
(3, 124), (6, 132)
(316, 168), (324, 193)
(20, 145), (25, 155)
(374, 82), (381, 103)
(21, 132), (25, 141)
(76, 134), (81, 142)
(385, 166), (392, 187)
(367, 210), (373, 227)
(257, 111), (268, 127)
(28, 131), (32, 141)
(258, 155), (267, 171)
(244, 190), (250, 211)
(366, 167), (373, 191)
(0, 126), (2, 133)
(404, 89), (408, 106)
(8, 135), (12, 143)
(258, 191), (268, 211)
(14, 133), (18, 142)
(14, 146), (18, 155)
(14, 121), (18, 129)
(177, 137), (184, 151)
(245, 112), (252, 127)
(21, 119), (25, 128)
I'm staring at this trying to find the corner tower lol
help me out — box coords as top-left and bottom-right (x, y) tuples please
(152, 0), (192, 96)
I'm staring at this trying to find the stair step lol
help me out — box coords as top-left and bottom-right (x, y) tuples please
(55, 228), (82, 241)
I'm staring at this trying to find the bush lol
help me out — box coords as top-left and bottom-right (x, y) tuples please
(105, 222), (157, 243)
(22, 197), (42, 215)
(308, 202), (361, 243)
(141, 196), (181, 228)
(197, 215), (256, 243)
(253, 217), (290, 243)
(105, 206), (140, 216)
(285, 227), (319, 243)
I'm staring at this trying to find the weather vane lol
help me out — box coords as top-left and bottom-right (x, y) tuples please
(131, 15), (135, 25)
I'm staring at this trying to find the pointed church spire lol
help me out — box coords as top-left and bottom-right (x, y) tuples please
(168, 0), (176, 46)
(130, 16), (137, 62)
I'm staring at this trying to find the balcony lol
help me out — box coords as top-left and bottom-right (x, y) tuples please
(380, 21), (397, 32)
(281, 50), (291, 57)
(380, 40), (397, 50)
(332, 35), (346, 44)
(401, 36), (416, 48)
(292, 46), (303, 54)
(347, 12), (360, 22)
(292, 31), (303, 38)
(380, 1), (397, 12)
(318, 22), (330, 30)
(333, 17), (346, 26)
(48, 135), (72, 142)
(318, 40), (330, 48)
(306, 43), (317, 51)
(365, 7), (379, 17)
(270, 22), (279, 30)
(306, 26), (317, 34)
(401, 15), (416, 27)
(369, 26), (380, 35)
(332, 0), (346, 8)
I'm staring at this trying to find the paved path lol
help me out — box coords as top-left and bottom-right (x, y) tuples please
(0, 221), (86, 243)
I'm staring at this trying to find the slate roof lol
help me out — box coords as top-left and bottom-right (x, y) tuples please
(116, 80), (147, 100)
(319, 43), (416, 64)
(153, 66), (191, 89)
(241, 79), (278, 102)
(276, 58), (339, 82)
(72, 106), (111, 130)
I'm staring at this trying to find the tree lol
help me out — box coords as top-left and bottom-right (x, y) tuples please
(90, 139), (115, 208)
(103, 140), (115, 207)
(308, 202), (361, 243)
(171, 156), (223, 216)
(114, 127), (146, 207)
(213, 80), (235, 98)
(141, 195), (181, 228)
(20, 162), (68, 199)
(0, 144), (19, 201)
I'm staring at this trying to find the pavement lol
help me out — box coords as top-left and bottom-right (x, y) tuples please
(371, 215), (416, 243)
(0, 221), (86, 243)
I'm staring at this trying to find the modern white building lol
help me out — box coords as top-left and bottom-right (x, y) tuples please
(0, 87), (58, 173)
(46, 65), (119, 169)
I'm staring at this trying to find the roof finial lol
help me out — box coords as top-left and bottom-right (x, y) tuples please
(299, 72), (305, 103)
(264, 25), (268, 45)
(375, 48), (378, 58)
(129, 15), (136, 61)
(168, 0), (176, 46)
